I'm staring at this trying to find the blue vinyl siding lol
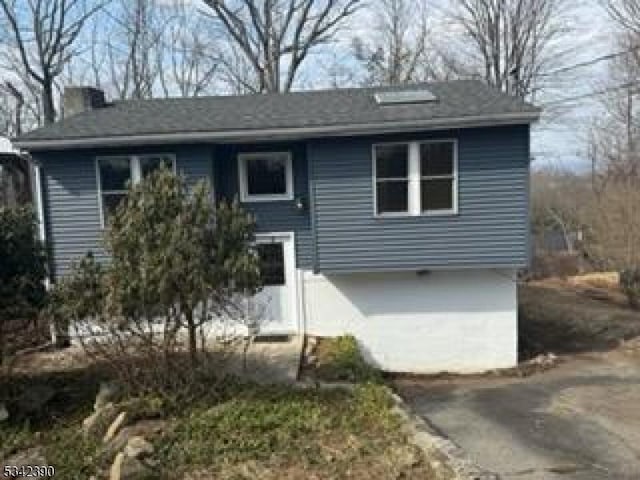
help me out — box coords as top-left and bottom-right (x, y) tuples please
(35, 144), (214, 278)
(34, 124), (529, 278)
(308, 125), (530, 272)
(213, 142), (313, 269)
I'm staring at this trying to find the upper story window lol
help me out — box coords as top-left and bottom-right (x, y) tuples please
(375, 144), (409, 214)
(97, 154), (175, 226)
(374, 140), (457, 216)
(238, 152), (293, 202)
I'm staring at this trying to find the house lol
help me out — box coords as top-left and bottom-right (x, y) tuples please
(14, 81), (540, 373)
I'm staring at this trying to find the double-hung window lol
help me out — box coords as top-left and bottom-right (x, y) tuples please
(96, 154), (175, 226)
(374, 140), (457, 216)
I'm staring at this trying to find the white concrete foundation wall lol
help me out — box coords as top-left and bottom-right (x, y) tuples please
(302, 269), (518, 373)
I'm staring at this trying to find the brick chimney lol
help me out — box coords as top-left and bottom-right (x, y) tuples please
(63, 86), (106, 117)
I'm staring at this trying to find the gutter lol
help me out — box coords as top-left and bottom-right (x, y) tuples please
(13, 112), (541, 151)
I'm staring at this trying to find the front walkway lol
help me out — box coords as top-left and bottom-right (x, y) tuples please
(396, 350), (640, 480)
(225, 335), (303, 384)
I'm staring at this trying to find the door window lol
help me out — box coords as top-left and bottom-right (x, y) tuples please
(256, 243), (285, 286)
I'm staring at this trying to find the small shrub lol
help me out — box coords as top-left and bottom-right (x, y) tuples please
(315, 335), (381, 383)
(620, 268), (640, 309)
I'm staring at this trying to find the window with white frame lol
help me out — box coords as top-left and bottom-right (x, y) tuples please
(97, 154), (175, 226)
(374, 140), (456, 216)
(238, 152), (293, 202)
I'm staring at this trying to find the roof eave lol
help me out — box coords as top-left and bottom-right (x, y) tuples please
(13, 111), (541, 151)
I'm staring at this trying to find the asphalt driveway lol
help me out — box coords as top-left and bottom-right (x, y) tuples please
(396, 350), (640, 479)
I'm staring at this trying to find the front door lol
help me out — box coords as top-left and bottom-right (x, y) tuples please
(250, 233), (297, 335)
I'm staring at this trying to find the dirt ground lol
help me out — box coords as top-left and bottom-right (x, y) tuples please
(518, 278), (640, 359)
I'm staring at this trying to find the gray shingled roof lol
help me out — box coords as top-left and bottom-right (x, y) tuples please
(16, 80), (539, 147)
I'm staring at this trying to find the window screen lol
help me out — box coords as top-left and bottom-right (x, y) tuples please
(98, 157), (131, 223)
(375, 144), (409, 214)
(243, 153), (290, 197)
(420, 142), (455, 212)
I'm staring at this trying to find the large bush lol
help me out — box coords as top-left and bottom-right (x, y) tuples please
(56, 167), (261, 394)
(0, 206), (47, 362)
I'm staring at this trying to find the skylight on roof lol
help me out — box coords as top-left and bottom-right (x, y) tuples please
(374, 89), (437, 105)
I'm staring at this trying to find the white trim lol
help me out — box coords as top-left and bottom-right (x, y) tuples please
(14, 112), (541, 151)
(33, 164), (46, 244)
(373, 139), (458, 217)
(254, 231), (299, 334)
(95, 153), (176, 228)
(238, 151), (294, 203)
(408, 143), (421, 215)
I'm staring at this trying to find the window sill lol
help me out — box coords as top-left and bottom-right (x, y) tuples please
(374, 210), (459, 219)
(240, 194), (295, 203)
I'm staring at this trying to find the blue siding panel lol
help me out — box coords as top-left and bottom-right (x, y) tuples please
(213, 143), (313, 269)
(308, 125), (531, 272)
(35, 145), (214, 278)
(34, 124), (529, 278)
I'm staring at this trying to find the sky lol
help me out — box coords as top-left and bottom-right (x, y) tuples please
(309, 0), (620, 172)
(520, 1), (620, 172)
(0, 0), (624, 171)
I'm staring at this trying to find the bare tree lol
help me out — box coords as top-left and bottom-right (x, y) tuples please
(203, 0), (361, 93)
(100, 0), (163, 100)
(353, 0), (460, 86)
(0, 0), (105, 124)
(451, 0), (569, 99)
(157, 0), (221, 97)
(608, 0), (640, 36)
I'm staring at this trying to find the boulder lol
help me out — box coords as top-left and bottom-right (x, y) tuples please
(109, 452), (153, 480)
(15, 384), (55, 415)
(94, 381), (121, 411)
(0, 402), (8, 422)
(391, 444), (422, 469)
(124, 436), (154, 459)
(103, 420), (168, 458)
(104, 411), (128, 443)
(82, 402), (119, 438)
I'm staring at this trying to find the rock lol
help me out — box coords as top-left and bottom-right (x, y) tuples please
(124, 436), (154, 459)
(15, 384), (55, 415)
(109, 451), (153, 480)
(82, 402), (119, 438)
(103, 420), (168, 458)
(95, 381), (120, 411)
(109, 452), (125, 480)
(0, 402), (8, 422)
(104, 411), (127, 443)
(391, 445), (422, 469)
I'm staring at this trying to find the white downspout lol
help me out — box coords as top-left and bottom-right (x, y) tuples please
(32, 159), (57, 345)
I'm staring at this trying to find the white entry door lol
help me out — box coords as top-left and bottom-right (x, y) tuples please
(251, 233), (297, 335)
